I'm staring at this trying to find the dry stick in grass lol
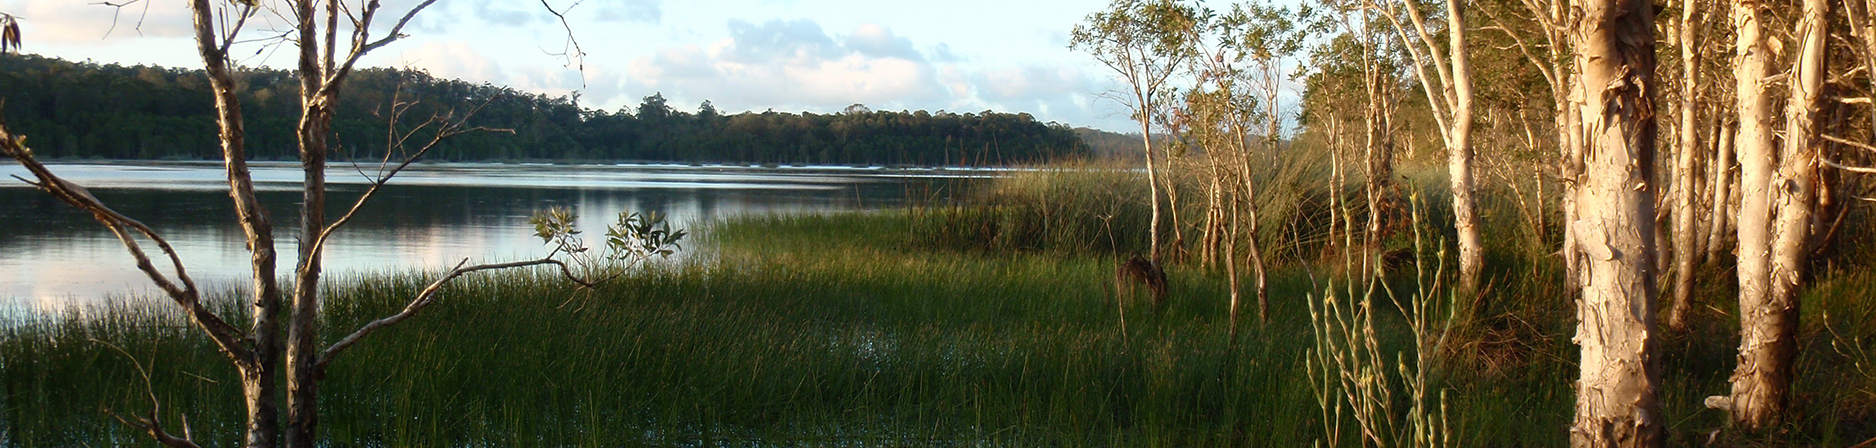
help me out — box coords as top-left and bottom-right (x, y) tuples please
(92, 338), (206, 448)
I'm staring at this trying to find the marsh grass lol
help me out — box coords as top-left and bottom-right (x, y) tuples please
(4, 212), (1325, 447)
(4, 169), (1874, 446)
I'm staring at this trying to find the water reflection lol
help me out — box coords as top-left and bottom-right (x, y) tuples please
(0, 162), (981, 311)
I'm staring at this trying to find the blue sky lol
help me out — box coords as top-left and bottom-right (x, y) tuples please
(0, 0), (1148, 131)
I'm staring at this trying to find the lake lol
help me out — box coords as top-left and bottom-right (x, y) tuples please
(0, 161), (987, 311)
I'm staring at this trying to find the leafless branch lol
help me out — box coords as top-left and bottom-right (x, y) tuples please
(312, 93), (511, 260)
(317, 0), (442, 99)
(0, 116), (253, 365)
(1822, 156), (1876, 174)
(218, 4), (258, 55)
(539, 0), (588, 81)
(94, 339), (205, 448)
(94, 0), (153, 39)
(1822, 133), (1876, 155)
(315, 254), (602, 375)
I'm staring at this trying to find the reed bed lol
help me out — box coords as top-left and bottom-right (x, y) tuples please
(4, 170), (1875, 446)
(5, 213), (1323, 447)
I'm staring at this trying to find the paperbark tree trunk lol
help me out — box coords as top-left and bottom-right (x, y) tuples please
(1706, 122), (1735, 261)
(1364, 71), (1394, 259)
(1566, 0), (1664, 445)
(186, 0), (281, 445)
(1447, 12), (1481, 296)
(286, 0), (330, 443)
(1376, 0), (1479, 293)
(1710, 0), (1779, 430)
(1141, 118), (1164, 261)
(1668, 0), (1704, 332)
(1719, 0), (1826, 429)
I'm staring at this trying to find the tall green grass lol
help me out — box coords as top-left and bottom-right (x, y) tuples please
(3, 173), (1874, 446)
(4, 213), (1326, 447)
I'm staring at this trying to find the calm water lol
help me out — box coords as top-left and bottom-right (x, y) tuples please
(0, 162), (985, 311)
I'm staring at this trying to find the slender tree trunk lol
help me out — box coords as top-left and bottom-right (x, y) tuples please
(1706, 122), (1736, 261)
(1164, 150), (1186, 261)
(287, 1), (332, 442)
(1141, 122), (1163, 261)
(1236, 128), (1268, 326)
(1711, 0), (1781, 430)
(1668, 0), (1703, 332)
(1567, 0), (1664, 445)
(1560, 70), (1587, 295)
(1364, 71), (1394, 260)
(187, 0), (280, 445)
(1225, 184), (1242, 335)
(1445, 0), (1482, 295)
(1721, 0), (1825, 429)
(1203, 157), (1224, 268)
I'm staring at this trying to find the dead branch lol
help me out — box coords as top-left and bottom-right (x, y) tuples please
(314, 254), (598, 376)
(313, 94), (511, 261)
(0, 119), (254, 365)
(1822, 133), (1876, 155)
(93, 339), (205, 448)
(539, 0), (588, 77)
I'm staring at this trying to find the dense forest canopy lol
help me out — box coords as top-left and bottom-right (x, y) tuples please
(0, 54), (1122, 166)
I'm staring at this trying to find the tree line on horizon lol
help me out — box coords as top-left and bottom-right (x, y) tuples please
(0, 54), (1107, 166)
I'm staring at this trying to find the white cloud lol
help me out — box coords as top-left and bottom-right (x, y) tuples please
(845, 23), (920, 61)
(1, 0), (193, 43)
(974, 65), (1085, 104)
(623, 19), (946, 113)
(383, 41), (595, 103)
(593, 0), (663, 24)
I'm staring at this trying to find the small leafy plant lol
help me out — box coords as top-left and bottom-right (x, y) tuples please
(530, 207), (687, 288)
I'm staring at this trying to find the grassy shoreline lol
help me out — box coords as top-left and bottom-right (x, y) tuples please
(3, 208), (1873, 446)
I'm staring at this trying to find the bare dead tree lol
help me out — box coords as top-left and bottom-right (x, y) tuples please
(0, 1), (610, 446)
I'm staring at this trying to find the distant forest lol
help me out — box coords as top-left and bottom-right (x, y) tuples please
(0, 55), (1130, 166)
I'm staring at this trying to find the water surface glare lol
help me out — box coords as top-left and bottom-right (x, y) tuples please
(0, 162), (983, 312)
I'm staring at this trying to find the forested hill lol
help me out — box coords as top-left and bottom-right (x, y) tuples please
(0, 55), (1096, 166)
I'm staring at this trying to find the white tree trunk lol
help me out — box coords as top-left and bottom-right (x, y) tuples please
(1567, 0), (1664, 445)
(1706, 122), (1736, 261)
(1668, 0), (1703, 331)
(1713, 0), (1781, 430)
(185, 0), (282, 445)
(1720, 0), (1826, 429)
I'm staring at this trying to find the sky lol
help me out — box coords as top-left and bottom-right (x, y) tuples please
(0, 0), (1149, 131)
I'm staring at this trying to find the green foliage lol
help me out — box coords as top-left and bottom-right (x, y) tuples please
(0, 55), (1091, 166)
(607, 211), (687, 259)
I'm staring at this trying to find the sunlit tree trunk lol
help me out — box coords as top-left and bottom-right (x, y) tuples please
(1140, 115), (1165, 260)
(1566, 0), (1664, 445)
(1717, 0), (1826, 429)
(1706, 122), (1735, 261)
(1377, 0), (1479, 293)
(1668, 0), (1704, 332)
(1709, 0), (1778, 430)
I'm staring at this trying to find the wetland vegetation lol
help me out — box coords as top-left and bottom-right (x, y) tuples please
(5, 167), (1875, 446)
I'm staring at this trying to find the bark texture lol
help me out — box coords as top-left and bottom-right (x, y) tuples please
(185, 0), (280, 445)
(1377, 0), (1479, 293)
(1667, 0), (1702, 332)
(1706, 123), (1735, 261)
(1719, 0), (1826, 429)
(1566, 0), (1664, 445)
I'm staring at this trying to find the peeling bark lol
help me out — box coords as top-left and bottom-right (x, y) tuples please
(1718, 0), (1826, 429)
(1668, 0), (1703, 332)
(1566, 0), (1664, 445)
